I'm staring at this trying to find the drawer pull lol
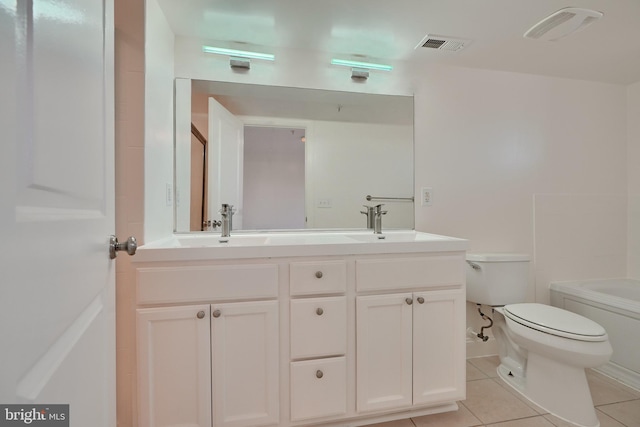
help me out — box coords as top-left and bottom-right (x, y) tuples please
(212, 309), (221, 318)
(316, 370), (323, 379)
(405, 297), (413, 305)
(197, 310), (205, 319)
(417, 297), (425, 304)
(315, 271), (323, 279)
(316, 307), (324, 316)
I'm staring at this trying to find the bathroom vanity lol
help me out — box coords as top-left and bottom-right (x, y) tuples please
(134, 231), (467, 427)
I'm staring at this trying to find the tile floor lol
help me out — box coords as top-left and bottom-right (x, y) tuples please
(364, 356), (640, 427)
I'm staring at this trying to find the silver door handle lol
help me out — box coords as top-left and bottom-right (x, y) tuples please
(109, 235), (137, 259)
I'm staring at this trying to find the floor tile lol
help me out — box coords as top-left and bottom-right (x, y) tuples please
(468, 355), (500, 378)
(411, 403), (483, 427)
(463, 378), (538, 424)
(491, 376), (548, 415)
(544, 409), (626, 427)
(364, 418), (416, 427)
(588, 370), (640, 399)
(587, 371), (639, 406)
(486, 416), (555, 426)
(598, 400), (640, 427)
(467, 361), (488, 381)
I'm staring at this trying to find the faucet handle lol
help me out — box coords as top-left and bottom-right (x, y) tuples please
(374, 204), (387, 215)
(219, 203), (235, 216)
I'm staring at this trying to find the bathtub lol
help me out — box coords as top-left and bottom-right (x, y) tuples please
(550, 278), (640, 390)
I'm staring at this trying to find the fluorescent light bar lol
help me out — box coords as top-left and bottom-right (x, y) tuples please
(331, 58), (392, 71)
(202, 46), (275, 61)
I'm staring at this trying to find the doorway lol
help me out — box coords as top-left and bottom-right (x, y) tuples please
(242, 126), (306, 229)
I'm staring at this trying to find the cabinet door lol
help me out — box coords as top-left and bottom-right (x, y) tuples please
(211, 300), (279, 427)
(356, 293), (413, 412)
(137, 305), (212, 427)
(413, 289), (466, 405)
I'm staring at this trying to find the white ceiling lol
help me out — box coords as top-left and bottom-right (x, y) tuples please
(157, 0), (640, 85)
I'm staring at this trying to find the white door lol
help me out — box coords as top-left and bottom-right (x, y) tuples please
(208, 97), (244, 228)
(0, 1), (115, 426)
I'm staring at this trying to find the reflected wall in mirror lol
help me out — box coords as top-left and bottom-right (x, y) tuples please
(175, 79), (414, 232)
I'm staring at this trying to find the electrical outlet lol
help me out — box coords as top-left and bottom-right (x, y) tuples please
(421, 187), (433, 206)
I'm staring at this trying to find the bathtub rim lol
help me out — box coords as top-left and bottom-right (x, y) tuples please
(550, 278), (640, 316)
(550, 278), (640, 391)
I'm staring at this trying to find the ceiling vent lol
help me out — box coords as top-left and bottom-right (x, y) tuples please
(524, 7), (603, 41)
(415, 34), (471, 52)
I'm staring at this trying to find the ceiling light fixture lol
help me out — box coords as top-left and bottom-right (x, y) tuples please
(202, 46), (275, 61)
(524, 7), (603, 41)
(331, 58), (393, 72)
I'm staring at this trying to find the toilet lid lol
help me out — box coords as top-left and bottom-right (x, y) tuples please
(503, 303), (608, 342)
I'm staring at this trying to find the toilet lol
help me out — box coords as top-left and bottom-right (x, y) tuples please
(466, 253), (612, 427)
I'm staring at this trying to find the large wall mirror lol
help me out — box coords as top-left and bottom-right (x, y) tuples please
(175, 79), (414, 232)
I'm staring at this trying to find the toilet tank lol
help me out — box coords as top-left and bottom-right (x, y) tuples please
(466, 253), (530, 306)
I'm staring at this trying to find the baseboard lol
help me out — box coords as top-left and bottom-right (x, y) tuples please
(466, 336), (498, 359)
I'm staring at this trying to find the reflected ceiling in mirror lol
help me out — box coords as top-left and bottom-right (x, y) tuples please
(175, 80), (414, 233)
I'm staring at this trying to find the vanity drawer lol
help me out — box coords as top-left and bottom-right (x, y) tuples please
(137, 264), (278, 304)
(356, 254), (464, 292)
(290, 297), (347, 359)
(290, 260), (347, 295)
(290, 357), (347, 421)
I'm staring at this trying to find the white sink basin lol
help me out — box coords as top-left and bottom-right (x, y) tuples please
(175, 235), (270, 247)
(265, 233), (355, 245)
(345, 231), (444, 243)
(137, 230), (468, 262)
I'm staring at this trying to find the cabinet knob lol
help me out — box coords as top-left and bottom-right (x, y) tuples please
(417, 297), (425, 304)
(197, 310), (205, 319)
(405, 297), (413, 305)
(315, 271), (323, 279)
(316, 307), (324, 316)
(316, 370), (323, 379)
(212, 309), (221, 318)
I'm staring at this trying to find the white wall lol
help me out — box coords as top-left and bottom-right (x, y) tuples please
(628, 81), (640, 279)
(143, 0), (175, 241)
(114, 0), (145, 425)
(174, 78), (191, 232)
(414, 66), (628, 306)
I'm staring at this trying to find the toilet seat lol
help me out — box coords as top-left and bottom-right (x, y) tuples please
(503, 303), (607, 342)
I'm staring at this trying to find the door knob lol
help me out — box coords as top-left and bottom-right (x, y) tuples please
(109, 235), (137, 259)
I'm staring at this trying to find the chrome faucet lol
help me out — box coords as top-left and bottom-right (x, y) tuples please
(373, 204), (387, 234)
(360, 205), (376, 229)
(219, 204), (235, 238)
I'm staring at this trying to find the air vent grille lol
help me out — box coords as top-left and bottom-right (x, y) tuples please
(415, 34), (471, 52)
(422, 38), (446, 49)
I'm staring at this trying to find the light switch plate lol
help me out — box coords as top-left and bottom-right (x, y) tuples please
(166, 183), (173, 206)
(317, 198), (332, 208)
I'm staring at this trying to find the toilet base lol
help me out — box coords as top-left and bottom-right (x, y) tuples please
(497, 353), (599, 427)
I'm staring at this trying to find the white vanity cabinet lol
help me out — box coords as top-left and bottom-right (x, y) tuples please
(355, 256), (466, 413)
(136, 263), (280, 427)
(134, 232), (467, 427)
